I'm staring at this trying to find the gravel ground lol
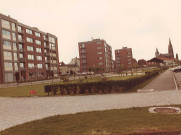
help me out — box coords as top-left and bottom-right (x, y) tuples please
(1, 90), (181, 131)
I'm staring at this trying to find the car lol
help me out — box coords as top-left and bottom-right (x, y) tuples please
(172, 66), (181, 73)
(60, 73), (68, 76)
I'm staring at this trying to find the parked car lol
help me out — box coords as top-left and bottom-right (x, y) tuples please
(172, 66), (181, 73)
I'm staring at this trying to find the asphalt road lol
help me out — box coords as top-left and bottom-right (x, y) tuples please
(143, 69), (176, 91)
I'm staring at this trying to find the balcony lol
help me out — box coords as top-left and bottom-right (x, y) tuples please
(81, 56), (86, 58)
(20, 58), (25, 62)
(44, 45), (50, 49)
(45, 53), (50, 56)
(20, 67), (26, 71)
(18, 39), (25, 43)
(45, 60), (50, 63)
(19, 48), (25, 52)
(18, 30), (24, 34)
(80, 51), (86, 54)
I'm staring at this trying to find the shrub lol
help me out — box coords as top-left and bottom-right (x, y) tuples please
(44, 71), (159, 96)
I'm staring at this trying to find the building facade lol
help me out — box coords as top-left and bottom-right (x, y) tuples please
(0, 13), (59, 83)
(59, 57), (80, 75)
(155, 38), (174, 59)
(115, 47), (133, 70)
(78, 39), (113, 72)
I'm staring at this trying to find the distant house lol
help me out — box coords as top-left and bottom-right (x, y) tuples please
(138, 59), (147, 66)
(59, 57), (80, 75)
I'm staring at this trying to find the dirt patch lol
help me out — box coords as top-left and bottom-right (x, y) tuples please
(149, 107), (181, 114)
(154, 108), (179, 114)
(111, 130), (181, 135)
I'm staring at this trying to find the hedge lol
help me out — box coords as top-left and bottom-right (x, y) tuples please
(44, 71), (159, 96)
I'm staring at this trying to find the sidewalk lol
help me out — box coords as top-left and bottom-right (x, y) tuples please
(174, 72), (181, 90)
(0, 90), (181, 131)
(143, 69), (176, 91)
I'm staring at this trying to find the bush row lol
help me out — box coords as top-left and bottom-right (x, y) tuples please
(44, 71), (159, 96)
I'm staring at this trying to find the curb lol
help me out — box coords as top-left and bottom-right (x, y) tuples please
(172, 72), (179, 90)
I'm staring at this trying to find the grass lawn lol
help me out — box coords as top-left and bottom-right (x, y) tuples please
(1, 105), (181, 135)
(0, 74), (156, 97)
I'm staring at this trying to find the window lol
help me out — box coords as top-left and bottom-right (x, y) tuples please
(12, 23), (16, 31)
(28, 63), (34, 68)
(28, 54), (34, 60)
(49, 37), (55, 43)
(18, 26), (22, 32)
(18, 35), (22, 41)
(19, 44), (23, 49)
(44, 42), (47, 47)
(97, 46), (102, 49)
(43, 35), (47, 40)
(37, 56), (42, 61)
(36, 48), (42, 53)
(14, 63), (18, 71)
(20, 63), (24, 68)
(97, 41), (101, 44)
(82, 59), (86, 63)
(98, 62), (103, 65)
(27, 46), (34, 51)
(4, 62), (13, 71)
(5, 73), (13, 82)
(45, 64), (49, 69)
(13, 43), (17, 51)
(35, 32), (41, 37)
(3, 41), (11, 50)
(37, 64), (43, 68)
(1, 19), (10, 29)
(26, 37), (33, 43)
(4, 51), (12, 60)
(97, 52), (102, 54)
(98, 57), (102, 60)
(49, 43), (56, 50)
(14, 53), (17, 61)
(26, 29), (33, 35)
(19, 53), (23, 58)
(80, 44), (85, 48)
(35, 40), (41, 45)
(2, 30), (11, 39)
(12, 33), (16, 41)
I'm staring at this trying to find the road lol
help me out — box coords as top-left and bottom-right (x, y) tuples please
(143, 69), (176, 91)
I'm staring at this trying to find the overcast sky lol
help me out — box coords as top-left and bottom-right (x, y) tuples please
(1, 0), (181, 63)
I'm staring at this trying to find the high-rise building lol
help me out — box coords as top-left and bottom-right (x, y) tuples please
(115, 47), (133, 70)
(0, 13), (59, 83)
(78, 38), (112, 72)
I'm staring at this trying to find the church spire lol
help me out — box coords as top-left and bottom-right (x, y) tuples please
(169, 38), (171, 45)
(155, 47), (159, 57)
(168, 38), (174, 58)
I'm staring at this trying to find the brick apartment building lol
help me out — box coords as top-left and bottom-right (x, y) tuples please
(78, 39), (113, 72)
(115, 47), (133, 70)
(0, 13), (59, 83)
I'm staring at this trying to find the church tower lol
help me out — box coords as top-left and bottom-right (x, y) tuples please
(168, 38), (174, 58)
(155, 47), (159, 57)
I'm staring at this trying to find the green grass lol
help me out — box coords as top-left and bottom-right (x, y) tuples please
(1, 105), (181, 135)
(0, 75), (144, 97)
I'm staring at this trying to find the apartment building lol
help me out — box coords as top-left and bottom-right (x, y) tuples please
(0, 13), (59, 83)
(115, 47), (133, 70)
(78, 39), (112, 72)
